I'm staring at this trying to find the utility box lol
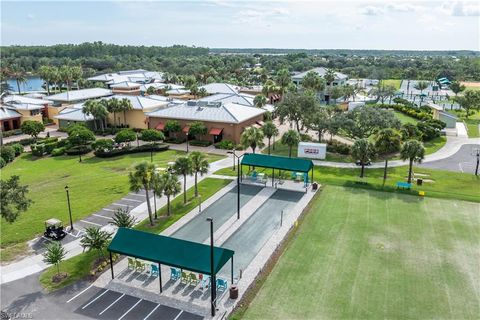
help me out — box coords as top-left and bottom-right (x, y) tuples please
(297, 142), (326, 160)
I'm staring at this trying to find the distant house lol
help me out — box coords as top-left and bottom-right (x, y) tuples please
(292, 67), (348, 103)
(146, 100), (266, 143)
(88, 69), (164, 85)
(199, 92), (274, 112)
(54, 103), (96, 129)
(0, 107), (23, 131)
(110, 82), (141, 95)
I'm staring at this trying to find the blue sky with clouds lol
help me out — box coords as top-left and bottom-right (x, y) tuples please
(1, 0), (479, 50)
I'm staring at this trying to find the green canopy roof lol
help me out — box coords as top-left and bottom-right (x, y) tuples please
(241, 153), (314, 173)
(108, 228), (234, 275)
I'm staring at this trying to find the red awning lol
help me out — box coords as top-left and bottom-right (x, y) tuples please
(155, 122), (165, 130)
(182, 126), (190, 133)
(209, 128), (223, 135)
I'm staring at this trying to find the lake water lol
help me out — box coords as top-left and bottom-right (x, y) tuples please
(6, 77), (46, 93)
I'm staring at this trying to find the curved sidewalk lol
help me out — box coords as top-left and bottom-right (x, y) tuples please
(312, 136), (479, 169)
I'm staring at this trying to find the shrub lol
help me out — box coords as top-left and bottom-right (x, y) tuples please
(214, 140), (236, 150)
(300, 133), (313, 142)
(44, 142), (58, 154)
(51, 147), (66, 157)
(92, 139), (114, 152)
(165, 137), (186, 144)
(1, 129), (22, 138)
(65, 145), (92, 156)
(189, 140), (212, 147)
(56, 139), (69, 148)
(0, 157), (5, 168)
(417, 122), (440, 141)
(94, 144), (169, 158)
(1, 146), (16, 162)
(7, 138), (36, 146)
(327, 140), (351, 155)
(43, 137), (59, 144)
(114, 129), (136, 144)
(235, 144), (244, 150)
(31, 144), (45, 157)
(11, 143), (24, 156)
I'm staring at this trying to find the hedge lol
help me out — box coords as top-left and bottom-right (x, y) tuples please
(189, 140), (212, 147)
(326, 140), (351, 155)
(11, 144), (24, 156)
(376, 103), (432, 121)
(165, 137), (187, 144)
(1, 129), (23, 138)
(65, 146), (93, 156)
(51, 147), (66, 156)
(214, 140), (244, 150)
(94, 144), (169, 158)
(0, 146), (16, 162)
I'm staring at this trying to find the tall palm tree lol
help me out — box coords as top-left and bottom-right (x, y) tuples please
(60, 65), (74, 91)
(240, 127), (265, 154)
(253, 95), (268, 108)
(129, 161), (156, 226)
(82, 100), (97, 131)
(119, 98), (133, 126)
(38, 65), (53, 95)
(275, 68), (291, 101)
(51, 67), (61, 93)
(161, 171), (181, 216)
(374, 128), (402, 183)
(352, 138), (376, 178)
(189, 151), (209, 197)
(281, 129), (300, 158)
(262, 121), (278, 155)
(400, 140), (425, 184)
(173, 156), (193, 204)
(262, 79), (279, 100)
(324, 69), (336, 104)
(91, 102), (108, 132)
(71, 66), (83, 90)
(104, 98), (120, 128)
(10, 65), (26, 94)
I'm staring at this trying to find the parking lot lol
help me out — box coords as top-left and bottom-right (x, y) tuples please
(420, 144), (479, 173)
(71, 287), (203, 320)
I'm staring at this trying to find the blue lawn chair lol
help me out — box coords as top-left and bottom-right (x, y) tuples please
(216, 278), (228, 292)
(200, 275), (210, 290)
(150, 264), (159, 277)
(170, 268), (181, 281)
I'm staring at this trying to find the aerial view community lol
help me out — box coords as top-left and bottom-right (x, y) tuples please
(0, 1), (479, 319)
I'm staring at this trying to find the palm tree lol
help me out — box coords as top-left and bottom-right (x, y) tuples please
(352, 138), (376, 178)
(60, 65), (74, 91)
(80, 227), (112, 259)
(129, 161), (156, 226)
(161, 171), (181, 216)
(119, 98), (133, 126)
(189, 151), (209, 197)
(51, 67), (61, 93)
(82, 100), (97, 131)
(253, 95), (268, 108)
(262, 121), (278, 155)
(10, 65), (26, 94)
(324, 69), (336, 104)
(400, 140), (425, 184)
(374, 128), (402, 183)
(240, 127), (265, 153)
(281, 129), (300, 158)
(43, 242), (67, 277)
(414, 81), (429, 94)
(38, 65), (53, 95)
(262, 79), (279, 99)
(174, 156), (193, 204)
(110, 208), (136, 228)
(275, 68), (291, 101)
(92, 102), (108, 132)
(71, 66), (83, 90)
(104, 98), (120, 128)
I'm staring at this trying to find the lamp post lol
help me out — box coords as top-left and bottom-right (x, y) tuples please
(206, 217), (216, 317)
(227, 151), (242, 220)
(232, 148), (236, 171)
(186, 132), (189, 153)
(65, 186), (73, 231)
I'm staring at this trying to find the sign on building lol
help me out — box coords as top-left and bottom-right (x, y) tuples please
(297, 142), (326, 160)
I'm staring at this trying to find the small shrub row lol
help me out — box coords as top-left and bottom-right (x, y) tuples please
(94, 144), (169, 158)
(189, 140), (212, 147)
(377, 103), (432, 121)
(1, 129), (23, 138)
(1, 143), (23, 165)
(5, 137), (36, 146)
(214, 140), (244, 150)
(165, 137), (186, 144)
(31, 137), (63, 157)
(65, 146), (93, 156)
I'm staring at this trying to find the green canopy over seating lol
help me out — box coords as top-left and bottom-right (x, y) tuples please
(241, 153), (314, 173)
(108, 228), (234, 275)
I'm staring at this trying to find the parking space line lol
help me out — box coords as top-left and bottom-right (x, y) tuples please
(82, 289), (109, 309)
(80, 219), (103, 227)
(129, 193), (145, 197)
(103, 208), (115, 212)
(118, 298), (143, 320)
(113, 203), (130, 207)
(93, 214), (113, 220)
(67, 284), (93, 303)
(99, 293), (125, 315)
(173, 310), (184, 320)
(143, 304), (160, 320)
(124, 198), (143, 203)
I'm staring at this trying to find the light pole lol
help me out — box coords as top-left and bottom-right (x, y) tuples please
(65, 186), (73, 231)
(227, 151), (242, 220)
(232, 148), (236, 171)
(206, 217), (216, 317)
(473, 148), (480, 176)
(198, 195), (202, 213)
(186, 132), (189, 153)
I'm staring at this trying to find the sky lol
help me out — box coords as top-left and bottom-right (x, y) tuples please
(1, 0), (479, 50)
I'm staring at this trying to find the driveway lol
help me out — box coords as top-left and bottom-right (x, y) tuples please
(420, 144), (480, 173)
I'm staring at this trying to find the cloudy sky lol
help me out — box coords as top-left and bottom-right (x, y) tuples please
(1, 0), (479, 50)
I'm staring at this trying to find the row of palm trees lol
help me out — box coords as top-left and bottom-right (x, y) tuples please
(38, 65), (83, 95)
(82, 97), (133, 131)
(129, 151), (210, 226)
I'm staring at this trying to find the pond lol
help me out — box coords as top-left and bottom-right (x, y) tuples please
(6, 76), (46, 93)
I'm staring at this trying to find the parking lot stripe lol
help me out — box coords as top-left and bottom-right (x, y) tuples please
(129, 192), (145, 197)
(113, 203), (130, 207)
(103, 208), (115, 212)
(99, 293), (125, 315)
(92, 214), (113, 220)
(143, 304), (160, 320)
(67, 284), (93, 303)
(82, 289), (109, 309)
(118, 299), (143, 320)
(173, 310), (184, 320)
(80, 219), (103, 227)
(124, 198), (143, 203)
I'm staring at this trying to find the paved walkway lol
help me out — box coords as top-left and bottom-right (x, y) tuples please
(0, 156), (234, 284)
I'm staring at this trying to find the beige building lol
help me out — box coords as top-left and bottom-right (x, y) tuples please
(0, 95), (51, 130)
(146, 100), (266, 143)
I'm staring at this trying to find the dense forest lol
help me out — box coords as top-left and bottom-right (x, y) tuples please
(1, 42), (479, 83)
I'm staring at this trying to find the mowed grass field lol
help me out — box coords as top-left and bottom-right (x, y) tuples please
(242, 186), (480, 319)
(1, 150), (223, 259)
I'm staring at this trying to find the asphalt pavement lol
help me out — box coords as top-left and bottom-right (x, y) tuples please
(420, 144), (480, 173)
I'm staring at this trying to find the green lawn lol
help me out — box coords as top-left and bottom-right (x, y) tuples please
(263, 141), (354, 162)
(240, 186), (480, 319)
(1, 150), (223, 260)
(391, 110), (419, 125)
(215, 165), (480, 203)
(423, 136), (447, 154)
(447, 110), (480, 138)
(135, 177), (232, 234)
(380, 79), (402, 90)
